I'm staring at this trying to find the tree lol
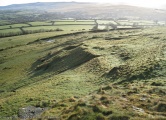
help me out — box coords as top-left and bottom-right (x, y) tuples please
(154, 20), (158, 25)
(132, 22), (139, 27)
(92, 19), (98, 31)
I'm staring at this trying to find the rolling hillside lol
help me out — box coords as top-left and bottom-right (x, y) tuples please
(0, 2), (166, 20)
(0, 2), (166, 119)
(0, 27), (166, 119)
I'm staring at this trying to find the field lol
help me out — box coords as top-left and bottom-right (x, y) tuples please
(23, 25), (93, 31)
(0, 19), (166, 119)
(0, 20), (96, 37)
(0, 19), (163, 38)
(0, 20), (11, 26)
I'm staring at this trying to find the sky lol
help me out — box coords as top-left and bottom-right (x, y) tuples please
(0, 0), (166, 9)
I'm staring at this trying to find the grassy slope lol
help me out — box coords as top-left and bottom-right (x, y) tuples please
(0, 27), (166, 119)
(0, 31), (76, 49)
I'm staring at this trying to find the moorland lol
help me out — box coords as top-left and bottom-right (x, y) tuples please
(0, 2), (166, 120)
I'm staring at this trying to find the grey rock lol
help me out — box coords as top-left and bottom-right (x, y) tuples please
(18, 106), (47, 119)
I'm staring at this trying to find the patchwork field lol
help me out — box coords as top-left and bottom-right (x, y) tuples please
(0, 19), (163, 38)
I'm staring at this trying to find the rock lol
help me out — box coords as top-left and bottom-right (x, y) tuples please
(18, 106), (47, 119)
(73, 96), (79, 99)
(132, 106), (144, 113)
(139, 97), (146, 101)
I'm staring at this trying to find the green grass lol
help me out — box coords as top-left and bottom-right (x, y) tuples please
(10, 23), (29, 28)
(0, 20), (11, 26)
(55, 21), (95, 25)
(97, 20), (115, 24)
(23, 26), (61, 31)
(53, 20), (75, 22)
(0, 19), (164, 37)
(0, 31), (100, 116)
(0, 28), (21, 34)
(28, 21), (52, 26)
(76, 20), (94, 22)
(24, 25), (93, 31)
(0, 31), (74, 49)
(0, 25), (10, 29)
(118, 21), (133, 25)
(0, 25), (166, 119)
(0, 22), (94, 38)
(117, 20), (157, 26)
(0, 24), (29, 30)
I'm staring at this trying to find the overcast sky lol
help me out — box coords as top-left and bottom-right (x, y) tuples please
(0, 0), (166, 9)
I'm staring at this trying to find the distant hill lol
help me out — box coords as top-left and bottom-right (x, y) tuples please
(0, 2), (166, 21)
(0, 2), (88, 10)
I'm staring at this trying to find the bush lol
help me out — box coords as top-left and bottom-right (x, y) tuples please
(55, 28), (63, 31)
(109, 115), (130, 120)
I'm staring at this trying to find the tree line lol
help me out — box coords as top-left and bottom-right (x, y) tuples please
(0, 28), (63, 38)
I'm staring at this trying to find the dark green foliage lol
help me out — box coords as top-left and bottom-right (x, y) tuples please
(157, 103), (166, 112)
(109, 115), (130, 120)
(151, 82), (164, 86)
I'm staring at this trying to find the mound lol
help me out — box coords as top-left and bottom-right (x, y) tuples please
(106, 42), (166, 81)
(33, 46), (97, 75)
(33, 33), (166, 82)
